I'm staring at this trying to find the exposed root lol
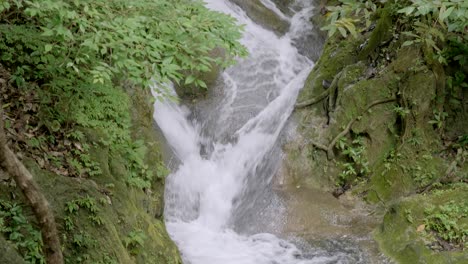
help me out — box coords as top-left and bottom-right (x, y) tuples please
(295, 70), (343, 110)
(295, 89), (330, 109)
(0, 106), (64, 264)
(309, 97), (397, 160)
(308, 140), (328, 152)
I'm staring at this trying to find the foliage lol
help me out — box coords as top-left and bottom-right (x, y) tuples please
(455, 135), (468, 148)
(397, 0), (468, 64)
(412, 164), (437, 186)
(424, 201), (468, 249)
(336, 136), (370, 186)
(0, 0), (246, 91)
(398, 0), (468, 33)
(0, 200), (45, 264)
(321, 0), (381, 38)
(64, 196), (103, 231)
(0, 0), (246, 188)
(62, 196), (103, 262)
(429, 110), (449, 131)
(123, 230), (147, 256)
(393, 105), (410, 117)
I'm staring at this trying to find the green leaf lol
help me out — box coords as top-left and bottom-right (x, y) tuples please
(398, 6), (415, 15)
(338, 27), (347, 38)
(440, 6), (455, 22)
(44, 44), (53, 53)
(185, 75), (196, 85)
(402, 40), (414, 47)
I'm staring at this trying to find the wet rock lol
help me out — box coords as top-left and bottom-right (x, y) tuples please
(229, 0), (290, 35)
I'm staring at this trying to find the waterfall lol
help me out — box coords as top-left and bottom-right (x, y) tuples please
(152, 1), (347, 263)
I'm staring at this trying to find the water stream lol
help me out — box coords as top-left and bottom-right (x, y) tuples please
(153, 1), (359, 263)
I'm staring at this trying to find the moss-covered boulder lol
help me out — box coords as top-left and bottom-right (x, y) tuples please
(375, 185), (468, 264)
(286, 2), (468, 262)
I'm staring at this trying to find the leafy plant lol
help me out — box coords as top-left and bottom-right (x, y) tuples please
(0, 0), (247, 186)
(404, 209), (414, 223)
(321, 0), (380, 38)
(429, 110), (448, 130)
(424, 201), (468, 249)
(401, 21), (445, 54)
(1, 0), (247, 90)
(398, 0), (468, 34)
(336, 136), (370, 186)
(123, 230), (147, 256)
(0, 200), (45, 264)
(64, 196), (103, 230)
(411, 164), (436, 186)
(393, 105), (410, 117)
(397, 0), (468, 64)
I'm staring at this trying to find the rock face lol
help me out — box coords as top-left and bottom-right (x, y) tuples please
(284, 3), (468, 263)
(229, 0), (290, 35)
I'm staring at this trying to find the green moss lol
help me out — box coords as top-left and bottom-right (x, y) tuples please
(375, 185), (468, 263)
(297, 35), (361, 116)
(289, 1), (467, 262)
(358, 5), (393, 60)
(0, 85), (181, 263)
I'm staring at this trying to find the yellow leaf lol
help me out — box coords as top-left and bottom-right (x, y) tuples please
(417, 224), (425, 232)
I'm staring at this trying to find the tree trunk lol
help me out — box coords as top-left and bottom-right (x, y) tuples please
(0, 106), (64, 264)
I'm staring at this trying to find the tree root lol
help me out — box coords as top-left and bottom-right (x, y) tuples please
(309, 97), (397, 160)
(0, 106), (64, 264)
(295, 89), (330, 109)
(295, 70), (343, 110)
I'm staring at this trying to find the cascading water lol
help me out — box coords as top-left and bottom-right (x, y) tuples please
(153, 1), (355, 263)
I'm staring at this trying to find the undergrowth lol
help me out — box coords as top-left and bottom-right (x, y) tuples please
(0, 200), (45, 263)
(424, 201), (468, 250)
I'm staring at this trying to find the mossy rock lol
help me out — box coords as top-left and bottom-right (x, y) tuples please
(375, 185), (468, 263)
(229, 0), (290, 35)
(358, 5), (394, 61)
(297, 35), (361, 116)
(0, 85), (182, 263)
(270, 0), (295, 16)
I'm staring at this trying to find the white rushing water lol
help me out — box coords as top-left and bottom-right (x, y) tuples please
(152, 1), (344, 263)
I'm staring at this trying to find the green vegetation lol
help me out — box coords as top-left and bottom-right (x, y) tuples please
(321, 0), (377, 38)
(424, 201), (467, 249)
(336, 136), (370, 187)
(0, 200), (45, 263)
(0, 0), (247, 189)
(0, 0), (246, 262)
(123, 230), (147, 256)
(292, 0), (468, 262)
